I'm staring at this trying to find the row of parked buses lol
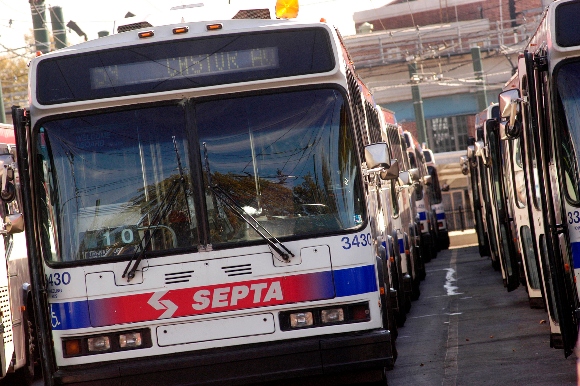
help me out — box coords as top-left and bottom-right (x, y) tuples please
(3, 1), (450, 385)
(461, 0), (580, 358)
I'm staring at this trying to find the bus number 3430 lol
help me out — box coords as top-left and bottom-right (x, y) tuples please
(341, 233), (372, 249)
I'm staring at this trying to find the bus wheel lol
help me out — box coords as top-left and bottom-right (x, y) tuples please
(16, 309), (36, 385)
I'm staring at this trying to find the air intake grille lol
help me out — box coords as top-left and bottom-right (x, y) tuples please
(165, 270), (194, 285)
(117, 22), (153, 34)
(0, 286), (12, 344)
(232, 9), (271, 19)
(221, 264), (252, 277)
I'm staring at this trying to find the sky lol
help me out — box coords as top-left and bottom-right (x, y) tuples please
(0, 0), (392, 53)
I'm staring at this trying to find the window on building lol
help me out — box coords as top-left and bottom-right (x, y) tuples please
(425, 115), (470, 153)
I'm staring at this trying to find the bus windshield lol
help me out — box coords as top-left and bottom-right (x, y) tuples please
(37, 88), (364, 263)
(556, 61), (580, 201)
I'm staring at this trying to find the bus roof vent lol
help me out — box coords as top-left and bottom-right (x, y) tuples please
(117, 21), (154, 34)
(232, 9), (271, 19)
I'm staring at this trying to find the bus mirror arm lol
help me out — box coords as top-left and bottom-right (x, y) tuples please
(380, 160), (399, 181)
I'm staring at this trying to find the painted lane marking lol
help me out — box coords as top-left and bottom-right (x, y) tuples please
(443, 249), (459, 386)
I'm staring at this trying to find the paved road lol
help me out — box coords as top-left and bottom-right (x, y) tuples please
(387, 245), (577, 385)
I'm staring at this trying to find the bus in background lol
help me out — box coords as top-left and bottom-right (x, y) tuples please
(12, 2), (403, 385)
(0, 123), (37, 385)
(498, 0), (580, 355)
(402, 131), (437, 262)
(500, 74), (543, 306)
(472, 104), (502, 271)
(422, 147), (450, 250)
(378, 108), (421, 312)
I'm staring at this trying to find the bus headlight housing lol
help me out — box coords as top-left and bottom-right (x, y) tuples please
(87, 336), (110, 352)
(280, 302), (370, 331)
(119, 332), (142, 348)
(290, 312), (313, 328)
(63, 328), (151, 358)
(321, 308), (344, 324)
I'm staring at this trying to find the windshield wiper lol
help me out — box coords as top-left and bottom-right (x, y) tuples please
(123, 136), (190, 281)
(203, 143), (294, 262)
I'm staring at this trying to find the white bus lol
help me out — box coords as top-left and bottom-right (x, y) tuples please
(0, 123), (37, 385)
(422, 147), (450, 250)
(12, 2), (407, 385)
(498, 0), (580, 356)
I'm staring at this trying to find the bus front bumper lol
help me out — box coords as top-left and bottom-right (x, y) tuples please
(53, 329), (393, 386)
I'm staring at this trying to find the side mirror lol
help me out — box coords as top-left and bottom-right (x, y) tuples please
(380, 159), (400, 180)
(365, 143), (390, 171)
(398, 170), (411, 185)
(4, 213), (24, 235)
(499, 89), (522, 139)
(423, 174), (432, 186)
(408, 168), (420, 183)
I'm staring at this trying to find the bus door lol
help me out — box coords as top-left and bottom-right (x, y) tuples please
(509, 136), (544, 308)
(467, 139), (490, 257)
(486, 119), (519, 291)
(476, 138), (501, 271)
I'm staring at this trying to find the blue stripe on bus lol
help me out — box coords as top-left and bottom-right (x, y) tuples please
(51, 300), (90, 331)
(572, 242), (580, 270)
(334, 265), (378, 297)
(51, 265), (378, 330)
(436, 213), (445, 220)
(418, 212), (427, 221)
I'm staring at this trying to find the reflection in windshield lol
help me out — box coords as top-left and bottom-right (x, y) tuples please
(36, 89), (364, 263)
(197, 89), (364, 245)
(37, 106), (198, 262)
(556, 62), (580, 201)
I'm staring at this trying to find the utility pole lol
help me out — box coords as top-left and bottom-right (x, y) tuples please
(0, 81), (5, 124)
(471, 47), (488, 111)
(49, 6), (67, 50)
(408, 61), (428, 146)
(29, 0), (50, 54)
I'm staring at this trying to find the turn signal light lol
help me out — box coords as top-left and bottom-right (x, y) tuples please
(64, 339), (81, 356)
(138, 30), (154, 38)
(172, 26), (189, 35)
(206, 24), (223, 31)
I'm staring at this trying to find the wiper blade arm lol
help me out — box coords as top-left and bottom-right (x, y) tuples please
(122, 177), (181, 281)
(123, 137), (189, 282)
(209, 184), (294, 261)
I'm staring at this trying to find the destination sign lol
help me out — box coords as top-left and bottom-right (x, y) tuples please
(90, 47), (279, 90)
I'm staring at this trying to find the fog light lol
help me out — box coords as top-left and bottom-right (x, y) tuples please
(290, 312), (313, 328)
(321, 308), (344, 324)
(87, 336), (110, 352)
(119, 332), (142, 348)
(64, 339), (81, 356)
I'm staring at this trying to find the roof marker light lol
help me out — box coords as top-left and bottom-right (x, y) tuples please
(138, 30), (154, 38)
(206, 23), (223, 31)
(173, 26), (189, 34)
(275, 0), (299, 19)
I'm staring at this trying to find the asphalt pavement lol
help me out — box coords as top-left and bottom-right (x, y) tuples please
(387, 245), (577, 385)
